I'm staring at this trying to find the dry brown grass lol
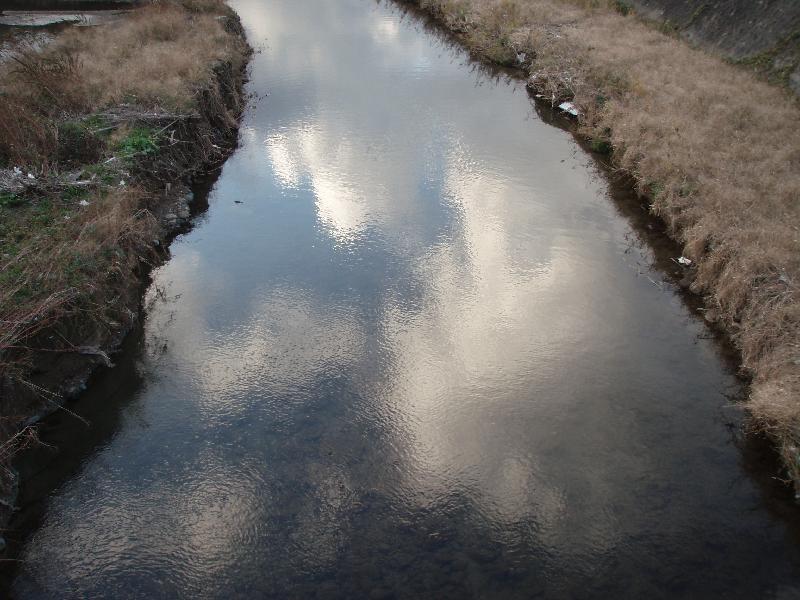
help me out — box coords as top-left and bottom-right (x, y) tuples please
(0, 186), (160, 366)
(54, 2), (243, 110)
(0, 0), (247, 412)
(413, 0), (800, 486)
(0, 0), (246, 165)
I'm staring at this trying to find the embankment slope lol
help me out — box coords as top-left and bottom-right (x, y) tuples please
(411, 0), (800, 490)
(629, 0), (800, 92)
(0, 0), (250, 530)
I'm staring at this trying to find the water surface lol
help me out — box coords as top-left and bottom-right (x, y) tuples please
(9, 0), (800, 597)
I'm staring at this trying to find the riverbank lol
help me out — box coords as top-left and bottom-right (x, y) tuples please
(406, 0), (800, 489)
(0, 0), (250, 527)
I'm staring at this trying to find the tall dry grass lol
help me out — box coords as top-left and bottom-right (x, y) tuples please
(0, 0), (246, 407)
(0, 0), (244, 166)
(53, 1), (244, 110)
(413, 0), (800, 486)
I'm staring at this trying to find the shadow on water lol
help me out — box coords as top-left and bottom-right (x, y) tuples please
(2, 322), (147, 555)
(0, 175), (221, 589)
(4, 0), (800, 596)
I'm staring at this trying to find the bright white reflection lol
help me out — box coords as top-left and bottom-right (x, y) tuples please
(313, 173), (369, 242)
(173, 285), (366, 406)
(227, 0), (619, 539)
(266, 133), (301, 188)
(372, 15), (400, 43)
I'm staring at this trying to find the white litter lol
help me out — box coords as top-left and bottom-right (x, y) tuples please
(79, 199), (90, 207)
(27, 173), (35, 180)
(13, 166), (22, 176)
(516, 52), (527, 64)
(558, 101), (580, 117)
(677, 256), (692, 266)
(120, 180), (126, 187)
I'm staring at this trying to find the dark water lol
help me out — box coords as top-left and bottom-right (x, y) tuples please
(8, 0), (800, 597)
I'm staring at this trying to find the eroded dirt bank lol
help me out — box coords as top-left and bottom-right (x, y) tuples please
(405, 0), (800, 491)
(0, 0), (250, 535)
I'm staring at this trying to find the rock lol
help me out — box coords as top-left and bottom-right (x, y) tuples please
(558, 101), (580, 116)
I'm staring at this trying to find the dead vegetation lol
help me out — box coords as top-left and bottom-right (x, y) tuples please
(411, 0), (800, 488)
(0, 0), (248, 492)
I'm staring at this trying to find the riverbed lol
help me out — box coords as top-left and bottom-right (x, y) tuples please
(7, 0), (800, 597)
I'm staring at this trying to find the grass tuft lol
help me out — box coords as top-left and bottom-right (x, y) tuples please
(114, 127), (160, 158)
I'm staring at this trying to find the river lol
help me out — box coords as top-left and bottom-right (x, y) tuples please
(7, 0), (800, 597)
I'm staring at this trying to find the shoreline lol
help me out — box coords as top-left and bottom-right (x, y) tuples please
(400, 0), (800, 493)
(0, 2), (251, 540)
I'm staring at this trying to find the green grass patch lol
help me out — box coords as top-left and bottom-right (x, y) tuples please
(62, 185), (90, 203)
(82, 114), (111, 132)
(647, 181), (664, 199)
(613, 1), (631, 16)
(0, 192), (24, 208)
(83, 163), (119, 185)
(590, 139), (613, 154)
(115, 127), (160, 158)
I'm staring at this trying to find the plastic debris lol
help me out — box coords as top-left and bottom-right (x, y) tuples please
(13, 166), (22, 176)
(27, 173), (35, 180)
(79, 199), (90, 207)
(516, 52), (527, 64)
(558, 102), (580, 117)
(676, 256), (692, 266)
(119, 179), (126, 187)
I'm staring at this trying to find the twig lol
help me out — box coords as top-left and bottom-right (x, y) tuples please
(16, 380), (90, 427)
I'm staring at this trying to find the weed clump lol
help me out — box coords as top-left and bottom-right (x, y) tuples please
(57, 121), (103, 165)
(114, 127), (160, 158)
(612, 1), (631, 16)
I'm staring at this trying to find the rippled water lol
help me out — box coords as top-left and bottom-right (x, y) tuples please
(8, 0), (800, 597)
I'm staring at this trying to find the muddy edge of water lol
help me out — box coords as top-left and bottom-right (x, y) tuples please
(394, 0), (795, 479)
(5, 0), (800, 590)
(395, 0), (800, 493)
(0, 13), (251, 537)
(392, 3), (740, 370)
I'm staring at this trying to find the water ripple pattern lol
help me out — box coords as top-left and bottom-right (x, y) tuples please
(10, 1), (800, 598)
